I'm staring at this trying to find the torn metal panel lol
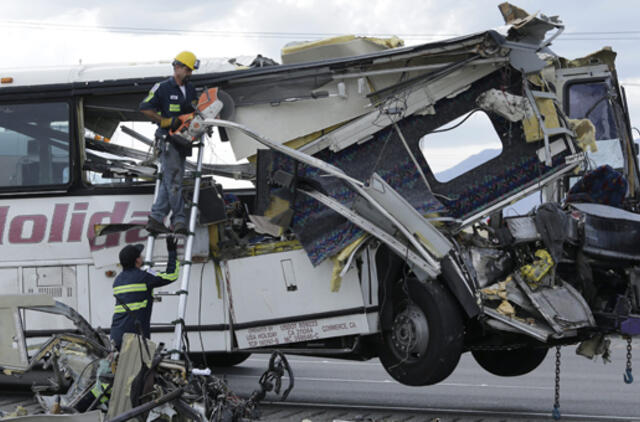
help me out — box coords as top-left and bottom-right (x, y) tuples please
(253, 68), (537, 265)
(300, 189), (436, 280)
(476, 88), (533, 122)
(281, 35), (404, 65)
(105, 333), (157, 420)
(302, 60), (505, 156)
(511, 273), (595, 334)
(558, 47), (618, 73)
(498, 2), (564, 49)
(363, 173), (452, 259)
(0, 295), (55, 372)
(223, 31), (522, 159)
(484, 307), (553, 342)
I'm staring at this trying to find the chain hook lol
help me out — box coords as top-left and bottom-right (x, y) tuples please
(624, 336), (633, 384)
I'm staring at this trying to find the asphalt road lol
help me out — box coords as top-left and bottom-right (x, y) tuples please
(215, 339), (640, 421)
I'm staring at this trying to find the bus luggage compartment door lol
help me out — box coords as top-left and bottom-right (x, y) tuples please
(225, 249), (372, 349)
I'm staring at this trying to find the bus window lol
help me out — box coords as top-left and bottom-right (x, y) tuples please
(84, 121), (156, 185)
(419, 111), (502, 182)
(0, 103), (70, 188)
(567, 81), (622, 169)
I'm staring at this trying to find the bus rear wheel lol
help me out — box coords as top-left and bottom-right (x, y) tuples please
(472, 347), (548, 376)
(378, 278), (464, 386)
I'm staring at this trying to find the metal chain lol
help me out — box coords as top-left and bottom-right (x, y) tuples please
(552, 345), (561, 420)
(624, 336), (634, 384)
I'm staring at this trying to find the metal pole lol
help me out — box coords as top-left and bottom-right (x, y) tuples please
(171, 138), (204, 359)
(105, 388), (183, 422)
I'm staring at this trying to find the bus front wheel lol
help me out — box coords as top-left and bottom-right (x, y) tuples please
(378, 278), (464, 386)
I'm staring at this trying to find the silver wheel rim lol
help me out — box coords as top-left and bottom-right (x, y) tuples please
(390, 304), (429, 362)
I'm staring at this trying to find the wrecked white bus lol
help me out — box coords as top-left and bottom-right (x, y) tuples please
(1, 2), (640, 387)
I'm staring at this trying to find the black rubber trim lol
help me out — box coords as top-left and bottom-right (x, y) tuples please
(23, 306), (379, 337)
(232, 306), (379, 330)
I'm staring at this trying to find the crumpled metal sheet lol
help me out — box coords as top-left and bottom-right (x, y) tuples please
(257, 114), (447, 265)
(257, 72), (519, 265)
(106, 334), (157, 420)
(512, 273), (595, 334)
(476, 88), (533, 122)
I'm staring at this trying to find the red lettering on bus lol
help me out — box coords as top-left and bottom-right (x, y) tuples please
(88, 201), (129, 251)
(68, 202), (89, 242)
(0, 200), (150, 247)
(9, 215), (47, 243)
(49, 203), (69, 242)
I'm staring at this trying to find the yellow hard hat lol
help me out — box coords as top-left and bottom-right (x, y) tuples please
(174, 51), (199, 70)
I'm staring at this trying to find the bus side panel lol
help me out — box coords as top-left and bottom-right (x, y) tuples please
(147, 262), (231, 352)
(225, 249), (373, 348)
(0, 268), (19, 296)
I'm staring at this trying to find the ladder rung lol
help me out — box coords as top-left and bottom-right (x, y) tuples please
(544, 127), (574, 137)
(530, 90), (556, 99)
(148, 232), (190, 238)
(155, 291), (185, 296)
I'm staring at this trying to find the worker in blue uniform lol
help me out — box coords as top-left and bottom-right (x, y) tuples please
(110, 236), (179, 350)
(140, 51), (200, 235)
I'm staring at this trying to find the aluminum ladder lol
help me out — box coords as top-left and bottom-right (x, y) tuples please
(142, 135), (207, 360)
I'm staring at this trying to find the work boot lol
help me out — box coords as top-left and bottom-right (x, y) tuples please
(173, 221), (188, 235)
(145, 217), (170, 234)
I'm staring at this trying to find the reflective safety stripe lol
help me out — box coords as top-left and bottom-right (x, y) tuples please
(114, 299), (148, 313)
(169, 103), (180, 112)
(91, 382), (110, 404)
(158, 262), (180, 282)
(113, 283), (147, 294)
(143, 82), (160, 103)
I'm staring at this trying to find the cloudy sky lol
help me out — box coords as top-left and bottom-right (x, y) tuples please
(4, 1), (639, 73)
(3, 0), (640, 173)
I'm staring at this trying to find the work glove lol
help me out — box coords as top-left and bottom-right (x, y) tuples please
(160, 117), (182, 132)
(166, 235), (177, 252)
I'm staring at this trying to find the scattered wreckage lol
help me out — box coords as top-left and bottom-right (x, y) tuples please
(0, 295), (293, 420)
(1, 2), (640, 419)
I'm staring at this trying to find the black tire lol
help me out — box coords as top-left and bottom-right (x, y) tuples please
(472, 347), (548, 377)
(378, 278), (464, 386)
(193, 352), (251, 367)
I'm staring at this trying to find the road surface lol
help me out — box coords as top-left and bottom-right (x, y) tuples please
(215, 339), (640, 421)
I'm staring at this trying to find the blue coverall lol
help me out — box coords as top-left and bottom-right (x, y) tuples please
(110, 249), (179, 349)
(139, 77), (197, 227)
